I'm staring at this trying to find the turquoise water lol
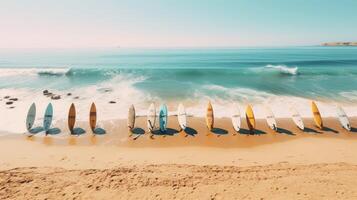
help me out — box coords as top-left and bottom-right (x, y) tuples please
(1, 47), (357, 102)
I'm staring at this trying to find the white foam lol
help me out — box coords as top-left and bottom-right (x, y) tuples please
(0, 67), (70, 77)
(0, 73), (153, 134)
(265, 64), (298, 75)
(1, 81), (357, 134)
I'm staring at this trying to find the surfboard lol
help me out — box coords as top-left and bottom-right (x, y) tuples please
(245, 105), (255, 131)
(265, 107), (277, 131)
(26, 103), (36, 131)
(89, 103), (97, 132)
(177, 103), (187, 131)
(290, 107), (304, 130)
(206, 101), (214, 131)
(336, 106), (351, 131)
(311, 101), (323, 129)
(128, 104), (135, 130)
(231, 105), (241, 132)
(159, 104), (168, 132)
(147, 103), (156, 132)
(43, 103), (53, 133)
(68, 103), (76, 133)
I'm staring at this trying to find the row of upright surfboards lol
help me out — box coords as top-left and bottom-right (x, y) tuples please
(129, 103), (187, 133)
(26, 102), (98, 134)
(26, 100), (351, 135)
(133, 100), (351, 133)
(208, 101), (351, 132)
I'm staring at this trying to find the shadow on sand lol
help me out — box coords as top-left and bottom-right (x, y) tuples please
(239, 128), (266, 135)
(322, 126), (339, 134)
(71, 127), (86, 136)
(28, 126), (44, 135)
(277, 127), (295, 136)
(304, 127), (322, 134)
(350, 127), (357, 133)
(184, 127), (197, 137)
(211, 127), (228, 136)
(152, 128), (179, 136)
(93, 127), (106, 135)
(130, 128), (146, 140)
(131, 127), (145, 135)
(46, 128), (61, 135)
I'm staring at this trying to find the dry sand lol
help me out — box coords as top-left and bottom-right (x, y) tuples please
(1, 116), (357, 199)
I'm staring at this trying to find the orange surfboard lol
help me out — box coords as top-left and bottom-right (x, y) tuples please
(89, 103), (97, 132)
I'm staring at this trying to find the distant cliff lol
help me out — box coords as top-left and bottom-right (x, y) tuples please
(322, 42), (357, 46)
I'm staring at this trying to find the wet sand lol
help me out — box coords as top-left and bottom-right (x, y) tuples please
(0, 116), (357, 199)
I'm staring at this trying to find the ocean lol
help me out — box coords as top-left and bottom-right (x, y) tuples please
(1, 47), (357, 133)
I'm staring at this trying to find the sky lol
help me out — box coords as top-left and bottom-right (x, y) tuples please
(0, 0), (357, 48)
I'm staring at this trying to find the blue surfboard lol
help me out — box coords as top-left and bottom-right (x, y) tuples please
(159, 104), (168, 132)
(26, 103), (36, 131)
(43, 103), (53, 132)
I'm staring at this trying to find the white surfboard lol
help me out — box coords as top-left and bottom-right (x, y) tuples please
(177, 103), (187, 131)
(127, 104), (135, 130)
(336, 106), (351, 131)
(26, 103), (36, 131)
(231, 105), (241, 132)
(290, 107), (304, 130)
(265, 107), (277, 131)
(147, 103), (156, 132)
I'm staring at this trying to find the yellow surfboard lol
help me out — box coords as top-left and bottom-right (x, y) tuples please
(245, 105), (255, 131)
(311, 101), (323, 129)
(206, 101), (214, 130)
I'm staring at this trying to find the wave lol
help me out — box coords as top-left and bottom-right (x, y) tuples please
(264, 65), (298, 75)
(0, 67), (70, 77)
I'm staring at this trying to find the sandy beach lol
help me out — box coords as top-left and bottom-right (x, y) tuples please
(1, 116), (357, 199)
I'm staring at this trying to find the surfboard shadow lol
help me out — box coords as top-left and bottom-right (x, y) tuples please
(184, 127), (197, 137)
(46, 128), (61, 135)
(93, 127), (106, 135)
(152, 128), (179, 136)
(303, 127), (322, 134)
(131, 127), (145, 135)
(28, 126), (44, 135)
(71, 127), (86, 136)
(350, 127), (357, 133)
(211, 128), (228, 135)
(239, 128), (266, 135)
(277, 127), (295, 136)
(322, 127), (339, 134)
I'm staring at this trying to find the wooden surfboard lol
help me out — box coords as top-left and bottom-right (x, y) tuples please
(89, 103), (97, 132)
(206, 101), (214, 131)
(68, 103), (76, 134)
(128, 104), (135, 130)
(311, 101), (323, 129)
(245, 105), (255, 131)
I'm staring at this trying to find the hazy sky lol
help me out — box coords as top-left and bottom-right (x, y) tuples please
(1, 0), (357, 48)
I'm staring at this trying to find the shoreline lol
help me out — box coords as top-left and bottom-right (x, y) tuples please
(1, 117), (357, 199)
(2, 116), (356, 147)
